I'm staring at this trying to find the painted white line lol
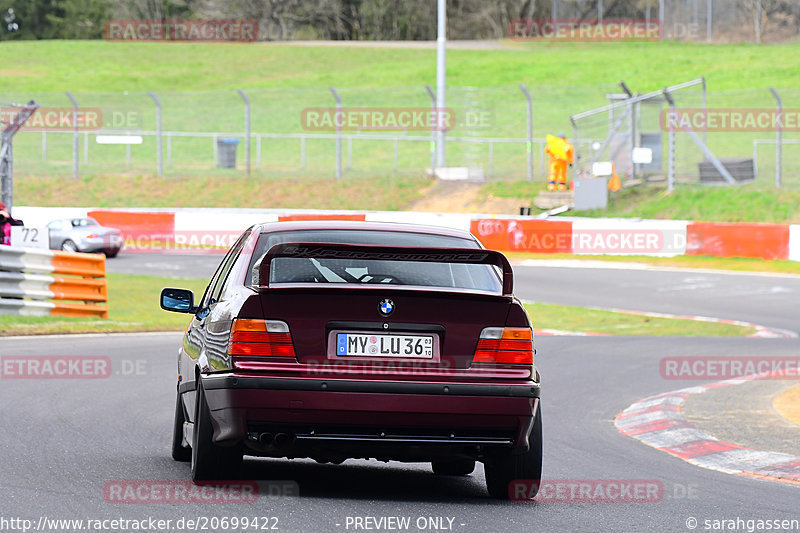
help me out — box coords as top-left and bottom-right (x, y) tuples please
(516, 259), (800, 279)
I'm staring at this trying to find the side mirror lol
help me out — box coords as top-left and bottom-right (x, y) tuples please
(160, 288), (197, 313)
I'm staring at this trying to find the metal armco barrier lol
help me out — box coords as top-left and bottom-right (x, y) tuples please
(0, 246), (108, 318)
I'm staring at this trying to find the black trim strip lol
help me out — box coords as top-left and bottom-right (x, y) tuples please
(201, 374), (540, 398)
(178, 380), (196, 394)
(326, 321), (446, 333)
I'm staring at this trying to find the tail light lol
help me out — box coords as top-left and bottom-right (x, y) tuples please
(473, 327), (534, 365)
(228, 319), (295, 357)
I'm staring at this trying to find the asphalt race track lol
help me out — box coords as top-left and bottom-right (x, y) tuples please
(1, 255), (798, 532)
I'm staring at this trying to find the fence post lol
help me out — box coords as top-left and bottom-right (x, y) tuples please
(237, 89), (251, 177)
(701, 76), (707, 160)
(598, 0), (603, 24)
(659, 0), (665, 40)
(664, 89), (676, 192)
(706, 0), (712, 41)
(770, 87), (782, 188)
(42, 131), (46, 161)
(65, 91), (79, 179)
(83, 132), (89, 164)
(519, 84), (533, 181)
(424, 85), (436, 174)
(329, 87), (342, 180)
(755, 0), (762, 44)
(147, 91), (163, 177)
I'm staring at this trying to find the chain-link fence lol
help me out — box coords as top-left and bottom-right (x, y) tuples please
(2, 83), (798, 187)
(572, 81), (800, 188)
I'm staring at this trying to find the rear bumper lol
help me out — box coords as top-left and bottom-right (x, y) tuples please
(194, 373), (540, 454)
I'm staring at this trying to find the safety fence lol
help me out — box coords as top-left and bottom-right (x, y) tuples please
(0, 247), (108, 318)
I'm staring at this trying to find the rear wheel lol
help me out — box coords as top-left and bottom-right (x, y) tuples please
(61, 239), (78, 253)
(171, 391), (191, 462)
(432, 458), (476, 476)
(191, 380), (242, 482)
(484, 402), (542, 500)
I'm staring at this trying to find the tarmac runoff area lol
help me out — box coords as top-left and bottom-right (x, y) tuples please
(616, 374), (800, 486)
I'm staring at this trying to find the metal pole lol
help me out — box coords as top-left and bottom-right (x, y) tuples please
(65, 91), (79, 179)
(706, 0), (712, 42)
(770, 87), (782, 188)
(659, 0), (665, 40)
(755, 0), (761, 44)
(598, 0), (603, 24)
(147, 91), (163, 177)
(167, 133), (172, 167)
(42, 131), (46, 161)
(83, 132), (89, 164)
(552, 0), (557, 25)
(701, 76), (707, 160)
(519, 84), (533, 181)
(329, 87), (342, 180)
(424, 85), (436, 174)
(664, 89), (675, 192)
(436, 0), (447, 168)
(237, 89), (251, 177)
(572, 120), (579, 181)
(126, 143), (131, 167)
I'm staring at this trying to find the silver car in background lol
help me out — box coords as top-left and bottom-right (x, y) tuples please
(47, 217), (123, 257)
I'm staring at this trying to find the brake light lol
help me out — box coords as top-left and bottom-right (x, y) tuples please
(473, 327), (534, 365)
(228, 319), (296, 357)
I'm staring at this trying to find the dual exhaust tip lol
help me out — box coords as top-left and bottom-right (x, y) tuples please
(258, 432), (295, 448)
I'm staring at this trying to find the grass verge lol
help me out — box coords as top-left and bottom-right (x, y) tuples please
(524, 303), (756, 337)
(0, 273), (206, 335)
(0, 272), (757, 337)
(507, 252), (800, 275)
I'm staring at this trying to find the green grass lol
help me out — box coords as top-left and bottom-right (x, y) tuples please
(579, 185), (800, 223)
(3, 40), (800, 93)
(14, 173), (429, 210)
(507, 252), (800, 275)
(3, 40), (800, 182)
(524, 302), (756, 337)
(0, 272), (758, 337)
(482, 181), (800, 223)
(0, 273), (207, 335)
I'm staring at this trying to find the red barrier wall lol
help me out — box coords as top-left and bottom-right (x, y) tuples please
(88, 210), (175, 240)
(470, 219), (573, 253)
(686, 222), (789, 260)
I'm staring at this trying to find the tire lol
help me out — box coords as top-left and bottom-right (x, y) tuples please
(171, 391), (191, 462)
(191, 381), (242, 482)
(432, 458), (476, 476)
(61, 239), (78, 253)
(484, 402), (542, 500)
(104, 249), (119, 258)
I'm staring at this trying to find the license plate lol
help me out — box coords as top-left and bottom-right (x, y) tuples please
(336, 333), (434, 358)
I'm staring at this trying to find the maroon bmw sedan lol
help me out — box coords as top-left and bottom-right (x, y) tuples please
(160, 221), (541, 499)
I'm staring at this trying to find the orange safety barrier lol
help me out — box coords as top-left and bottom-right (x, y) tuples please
(52, 302), (109, 318)
(278, 213), (366, 222)
(52, 250), (106, 277)
(686, 222), (790, 260)
(50, 277), (108, 303)
(470, 219), (573, 253)
(88, 210), (175, 241)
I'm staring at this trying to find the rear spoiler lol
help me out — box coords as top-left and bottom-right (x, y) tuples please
(253, 242), (514, 295)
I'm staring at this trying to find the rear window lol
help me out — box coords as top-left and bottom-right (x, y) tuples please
(247, 229), (502, 293)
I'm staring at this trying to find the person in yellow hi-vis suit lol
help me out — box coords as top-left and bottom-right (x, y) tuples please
(545, 133), (575, 191)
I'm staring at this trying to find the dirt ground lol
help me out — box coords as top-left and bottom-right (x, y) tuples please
(409, 180), (525, 215)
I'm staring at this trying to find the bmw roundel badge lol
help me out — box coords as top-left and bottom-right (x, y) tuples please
(378, 299), (395, 316)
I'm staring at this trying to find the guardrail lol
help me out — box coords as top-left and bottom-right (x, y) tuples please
(0, 246), (108, 318)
